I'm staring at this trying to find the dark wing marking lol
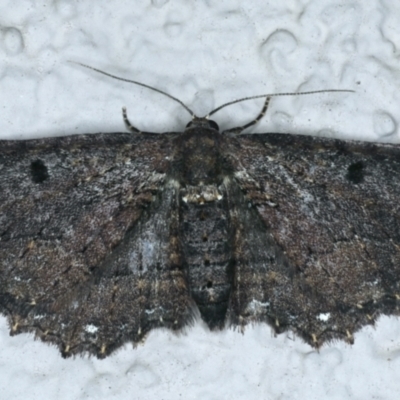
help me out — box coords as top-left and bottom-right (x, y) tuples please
(0, 132), (192, 357)
(223, 133), (400, 346)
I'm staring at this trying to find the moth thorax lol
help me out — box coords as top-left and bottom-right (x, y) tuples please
(180, 129), (223, 185)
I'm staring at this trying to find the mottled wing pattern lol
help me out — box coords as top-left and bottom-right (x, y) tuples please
(0, 132), (192, 357)
(224, 133), (400, 346)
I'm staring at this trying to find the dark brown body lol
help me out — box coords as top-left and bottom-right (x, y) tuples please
(174, 125), (234, 328)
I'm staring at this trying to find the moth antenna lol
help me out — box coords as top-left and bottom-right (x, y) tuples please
(206, 89), (355, 118)
(70, 61), (196, 118)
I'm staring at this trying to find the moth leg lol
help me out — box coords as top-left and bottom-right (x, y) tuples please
(122, 107), (141, 133)
(222, 97), (271, 135)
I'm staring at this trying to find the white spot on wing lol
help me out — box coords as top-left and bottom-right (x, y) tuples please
(245, 299), (270, 315)
(317, 312), (331, 322)
(85, 324), (98, 334)
(145, 306), (165, 315)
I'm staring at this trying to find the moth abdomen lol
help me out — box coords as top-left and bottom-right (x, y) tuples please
(180, 184), (234, 329)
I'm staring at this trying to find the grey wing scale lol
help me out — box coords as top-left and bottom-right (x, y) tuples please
(223, 133), (400, 346)
(0, 133), (192, 357)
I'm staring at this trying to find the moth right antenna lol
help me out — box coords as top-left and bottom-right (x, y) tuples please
(206, 89), (355, 118)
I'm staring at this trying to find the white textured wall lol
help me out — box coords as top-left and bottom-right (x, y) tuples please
(1, 1), (400, 399)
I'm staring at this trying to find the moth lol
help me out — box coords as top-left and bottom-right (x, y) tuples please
(1, 64), (399, 359)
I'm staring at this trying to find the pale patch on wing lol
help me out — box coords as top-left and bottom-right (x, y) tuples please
(245, 299), (270, 316)
(317, 312), (331, 322)
(85, 324), (99, 334)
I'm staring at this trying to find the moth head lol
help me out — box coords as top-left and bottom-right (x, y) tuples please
(185, 118), (219, 131)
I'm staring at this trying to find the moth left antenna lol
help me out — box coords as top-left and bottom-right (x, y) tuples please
(70, 61), (196, 118)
